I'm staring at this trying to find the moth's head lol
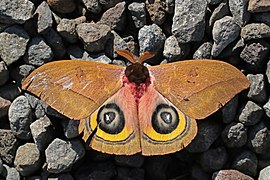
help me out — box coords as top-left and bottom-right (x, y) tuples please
(116, 50), (154, 85)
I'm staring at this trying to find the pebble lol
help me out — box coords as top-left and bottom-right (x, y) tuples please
(263, 98), (270, 118)
(0, 129), (20, 165)
(99, 2), (126, 31)
(0, 25), (30, 66)
(248, 121), (270, 155)
(0, 61), (9, 86)
(200, 147), (228, 172)
(213, 169), (253, 180)
(0, 0), (35, 25)
(222, 122), (247, 148)
(247, 74), (267, 104)
(45, 138), (85, 173)
(221, 96), (238, 124)
(24, 36), (53, 66)
(8, 95), (32, 140)
(47, 0), (76, 14)
(232, 150), (258, 177)
(209, 0), (230, 27)
(238, 101), (263, 126)
(1, 164), (20, 180)
(115, 154), (144, 168)
(128, 2), (147, 29)
(211, 16), (240, 57)
(186, 118), (222, 153)
(76, 22), (111, 53)
(30, 115), (55, 151)
(241, 23), (270, 41)
(57, 18), (79, 43)
(229, 0), (250, 26)
(259, 165), (270, 180)
(81, 0), (101, 13)
(193, 42), (212, 59)
(248, 0), (270, 12)
(34, 1), (53, 34)
(24, 92), (47, 119)
(14, 143), (42, 176)
(172, 0), (207, 43)
(146, 0), (166, 25)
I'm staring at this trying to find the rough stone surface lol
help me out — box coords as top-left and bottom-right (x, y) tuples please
(172, 0), (207, 43)
(0, 96), (11, 118)
(238, 101), (263, 126)
(24, 36), (53, 66)
(128, 2), (147, 29)
(14, 143), (42, 176)
(211, 16), (240, 57)
(247, 74), (267, 104)
(209, 0), (230, 27)
(0, 129), (20, 165)
(213, 169), (253, 180)
(30, 115), (55, 151)
(263, 98), (270, 118)
(241, 23), (270, 41)
(45, 138), (85, 173)
(0, 25), (30, 66)
(57, 18), (79, 43)
(0, 0), (35, 25)
(232, 150), (258, 177)
(1, 164), (20, 180)
(77, 22), (111, 53)
(229, 0), (250, 26)
(222, 122), (247, 148)
(259, 165), (270, 180)
(222, 96), (238, 124)
(24, 93), (47, 119)
(8, 95), (32, 140)
(82, 0), (101, 13)
(146, 0), (166, 25)
(248, 0), (270, 12)
(193, 42), (212, 59)
(34, 1), (53, 34)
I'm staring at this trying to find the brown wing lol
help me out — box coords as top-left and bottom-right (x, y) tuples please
(148, 60), (250, 120)
(22, 60), (125, 120)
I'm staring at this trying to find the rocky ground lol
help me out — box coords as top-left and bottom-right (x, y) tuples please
(0, 0), (270, 179)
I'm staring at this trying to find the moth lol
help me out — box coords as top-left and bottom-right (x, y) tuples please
(22, 50), (250, 156)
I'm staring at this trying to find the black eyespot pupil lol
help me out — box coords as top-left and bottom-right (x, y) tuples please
(104, 112), (115, 124)
(160, 112), (172, 124)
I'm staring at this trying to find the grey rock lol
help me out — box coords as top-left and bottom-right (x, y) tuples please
(0, 96), (11, 118)
(213, 169), (254, 180)
(200, 147), (228, 172)
(229, 0), (250, 26)
(99, 0), (122, 9)
(24, 93), (47, 119)
(90, 53), (112, 64)
(42, 28), (66, 59)
(0, 25), (30, 66)
(128, 2), (147, 29)
(30, 115), (55, 151)
(248, 0), (270, 13)
(105, 30), (128, 59)
(248, 121), (270, 154)
(8, 95), (32, 140)
(0, 0), (35, 25)
(112, 60), (126, 66)
(99, 2), (126, 31)
(62, 119), (80, 139)
(211, 16), (240, 57)
(240, 41), (269, 71)
(57, 18), (78, 43)
(14, 143), (42, 176)
(115, 154), (144, 168)
(222, 95), (238, 124)
(82, 0), (101, 13)
(165, 0), (174, 14)
(238, 101), (263, 126)
(208, 0), (223, 5)
(77, 22), (111, 53)
(193, 42), (213, 59)
(47, 0), (76, 14)
(0, 61), (9, 86)
(24, 36), (53, 66)
(232, 150), (257, 177)
(1, 164), (20, 180)
(116, 167), (144, 180)
(138, 24), (166, 55)
(247, 74), (267, 104)
(0, 83), (21, 101)
(241, 23), (270, 41)
(263, 98), (270, 118)
(74, 162), (116, 179)
(252, 13), (270, 26)
(172, 0), (207, 43)
(163, 35), (190, 61)
(45, 138), (85, 173)
(259, 166), (270, 180)
(146, 0), (166, 25)
(34, 1), (53, 34)
(186, 118), (222, 153)
(221, 122), (247, 148)
(10, 64), (35, 84)
(209, 0), (230, 27)
(0, 129), (20, 165)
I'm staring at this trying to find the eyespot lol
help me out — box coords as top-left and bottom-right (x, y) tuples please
(152, 104), (179, 134)
(97, 103), (125, 134)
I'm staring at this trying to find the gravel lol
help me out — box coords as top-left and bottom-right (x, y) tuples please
(0, 0), (270, 179)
